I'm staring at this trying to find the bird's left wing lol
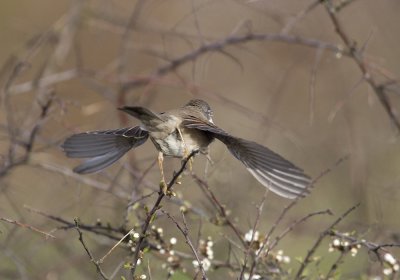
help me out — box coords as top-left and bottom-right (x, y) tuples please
(182, 116), (311, 199)
(62, 126), (148, 174)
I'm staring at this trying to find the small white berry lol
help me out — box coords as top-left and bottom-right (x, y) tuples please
(383, 268), (393, 275)
(384, 253), (397, 265)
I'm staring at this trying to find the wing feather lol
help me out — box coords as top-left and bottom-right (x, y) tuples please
(62, 126), (148, 173)
(182, 116), (311, 199)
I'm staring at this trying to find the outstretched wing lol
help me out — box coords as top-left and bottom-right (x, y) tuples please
(182, 116), (311, 199)
(62, 126), (148, 174)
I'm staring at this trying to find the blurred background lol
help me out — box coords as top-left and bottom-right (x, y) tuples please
(1, 0), (399, 279)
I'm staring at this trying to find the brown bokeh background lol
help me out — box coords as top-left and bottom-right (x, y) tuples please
(1, 0), (399, 279)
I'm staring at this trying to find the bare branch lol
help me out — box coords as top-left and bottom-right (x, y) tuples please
(192, 174), (245, 246)
(294, 203), (361, 279)
(0, 217), (55, 239)
(239, 191), (268, 280)
(130, 150), (198, 277)
(324, 0), (400, 131)
(122, 32), (346, 92)
(74, 219), (110, 280)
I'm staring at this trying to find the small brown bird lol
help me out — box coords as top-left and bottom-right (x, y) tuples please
(62, 99), (311, 199)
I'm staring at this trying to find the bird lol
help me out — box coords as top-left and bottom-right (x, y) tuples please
(61, 99), (311, 199)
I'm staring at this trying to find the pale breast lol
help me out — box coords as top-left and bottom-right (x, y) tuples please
(150, 125), (213, 158)
(150, 131), (183, 157)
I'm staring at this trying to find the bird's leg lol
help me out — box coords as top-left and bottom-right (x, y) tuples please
(158, 151), (167, 194)
(176, 127), (193, 171)
(205, 146), (214, 165)
(204, 147), (214, 179)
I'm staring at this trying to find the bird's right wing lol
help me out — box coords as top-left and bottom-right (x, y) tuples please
(62, 126), (148, 174)
(182, 116), (311, 199)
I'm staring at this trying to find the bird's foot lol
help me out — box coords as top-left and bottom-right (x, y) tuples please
(182, 149), (193, 171)
(182, 148), (199, 173)
(188, 157), (193, 172)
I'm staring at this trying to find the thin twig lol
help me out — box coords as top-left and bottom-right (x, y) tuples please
(163, 210), (208, 280)
(267, 209), (333, 252)
(74, 219), (109, 280)
(25, 205), (125, 241)
(326, 251), (346, 279)
(330, 230), (400, 254)
(239, 191), (268, 280)
(100, 229), (134, 263)
(328, 76), (364, 122)
(0, 217), (55, 239)
(0, 94), (54, 177)
(192, 174), (245, 246)
(281, 0), (321, 34)
(309, 47), (324, 125)
(32, 162), (130, 200)
(8, 69), (78, 95)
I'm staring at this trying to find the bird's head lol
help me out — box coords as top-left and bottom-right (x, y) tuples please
(184, 99), (214, 123)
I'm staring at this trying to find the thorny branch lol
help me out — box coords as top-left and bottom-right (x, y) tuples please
(1, 1), (399, 279)
(0, 0), (83, 178)
(0, 92), (54, 177)
(192, 174), (245, 246)
(0, 217), (55, 239)
(25, 206), (125, 242)
(129, 150), (198, 278)
(330, 230), (400, 257)
(295, 203), (361, 279)
(121, 32), (347, 92)
(75, 219), (110, 280)
(324, 0), (400, 131)
(239, 191), (268, 280)
(246, 155), (348, 279)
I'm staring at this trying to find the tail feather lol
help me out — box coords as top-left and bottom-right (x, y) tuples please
(118, 106), (164, 129)
(118, 106), (161, 122)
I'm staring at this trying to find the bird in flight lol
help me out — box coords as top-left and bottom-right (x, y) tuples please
(62, 99), (311, 199)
